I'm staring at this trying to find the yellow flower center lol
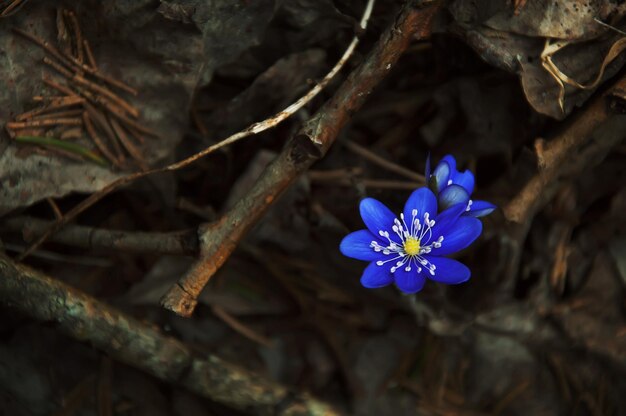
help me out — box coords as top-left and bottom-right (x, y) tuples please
(403, 238), (421, 256)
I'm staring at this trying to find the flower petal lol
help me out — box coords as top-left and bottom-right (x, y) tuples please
(423, 256), (471, 284)
(403, 187), (437, 225)
(393, 266), (426, 293)
(430, 217), (482, 256)
(441, 155), (457, 174)
(431, 159), (451, 193)
(360, 261), (393, 288)
(425, 203), (466, 245)
(438, 184), (470, 211)
(425, 153), (432, 181)
(453, 170), (475, 195)
(340, 230), (385, 261)
(465, 200), (497, 217)
(360, 198), (397, 237)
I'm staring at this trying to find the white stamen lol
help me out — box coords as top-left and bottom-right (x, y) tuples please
(369, 208), (446, 276)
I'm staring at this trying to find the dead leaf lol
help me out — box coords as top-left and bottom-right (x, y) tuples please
(448, 0), (626, 119)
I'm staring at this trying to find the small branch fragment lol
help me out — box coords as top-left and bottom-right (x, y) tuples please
(0, 0), (29, 17)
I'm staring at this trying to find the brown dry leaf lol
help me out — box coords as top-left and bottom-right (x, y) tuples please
(541, 37), (626, 113)
(483, 1), (626, 41)
(448, 0), (626, 119)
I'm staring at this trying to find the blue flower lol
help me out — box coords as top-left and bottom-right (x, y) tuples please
(426, 154), (496, 217)
(340, 188), (483, 293)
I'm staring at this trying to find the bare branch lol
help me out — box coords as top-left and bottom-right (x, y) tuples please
(160, 0), (442, 317)
(3, 216), (197, 256)
(0, 254), (341, 415)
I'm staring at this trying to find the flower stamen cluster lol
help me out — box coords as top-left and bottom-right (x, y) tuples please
(370, 209), (443, 276)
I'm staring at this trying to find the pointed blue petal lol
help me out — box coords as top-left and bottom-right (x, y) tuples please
(359, 198), (397, 238)
(453, 170), (475, 195)
(360, 261), (393, 288)
(403, 187), (437, 226)
(438, 184), (470, 211)
(424, 203), (466, 245)
(423, 256), (471, 284)
(431, 160), (451, 193)
(340, 230), (386, 261)
(393, 266), (426, 293)
(465, 200), (497, 217)
(430, 217), (482, 256)
(425, 153), (432, 180)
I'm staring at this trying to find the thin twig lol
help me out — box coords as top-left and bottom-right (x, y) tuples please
(71, 74), (139, 118)
(65, 10), (83, 64)
(46, 198), (63, 220)
(84, 103), (126, 163)
(13, 27), (137, 96)
(211, 305), (275, 348)
(1, 0), (28, 17)
(30, 109), (84, 120)
(309, 167), (422, 190)
(83, 39), (97, 70)
(7, 118), (82, 128)
(3, 243), (113, 267)
(13, 28), (76, 72)
(109, 117), (148, 170)
(343, 139), (425, 182)
(82, 111), (120, 167)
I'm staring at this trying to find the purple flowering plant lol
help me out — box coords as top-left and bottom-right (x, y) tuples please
(339, 155), (495, 293)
